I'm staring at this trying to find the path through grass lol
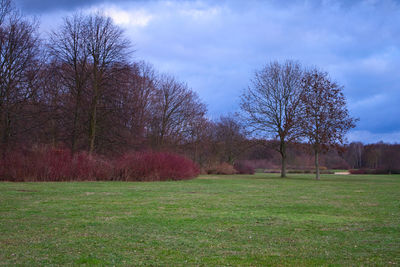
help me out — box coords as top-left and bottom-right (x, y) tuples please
(0, 174), (399, 266)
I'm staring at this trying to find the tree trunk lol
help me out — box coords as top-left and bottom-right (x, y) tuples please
(88, 63), (101, 155)
(280, 141), (287, 178)
(315, 149), (320, 180)
(1, 113), (11, 160)
(88, 96), (97, 155)
(88, 69), (99, 155)
(71, 87), (82, 155)
(2, 109), (11, 149)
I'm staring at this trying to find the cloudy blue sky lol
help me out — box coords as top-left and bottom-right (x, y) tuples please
(14, 0), (400, 143)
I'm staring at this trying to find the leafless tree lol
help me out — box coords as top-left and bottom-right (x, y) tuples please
(184, 116), (214, 167)
(299, 68), (356, 180)
(48, 13), (89, 153)
(240, 60), (303, 177)
(92, 62), (157, 153)
(84, 13), (130, 154)
(0, 9), (41, 151)
(149, 74), (207, 149)
(345, 142), (364, 169)
(214, 115), (247, 164)
(0, 0), (11, 26)
(123, 61), (157, 144)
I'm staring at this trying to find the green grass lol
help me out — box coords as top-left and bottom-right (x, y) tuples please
(0, 173), (399, 266)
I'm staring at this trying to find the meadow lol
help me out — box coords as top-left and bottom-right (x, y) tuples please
(0, 173), (399, 266)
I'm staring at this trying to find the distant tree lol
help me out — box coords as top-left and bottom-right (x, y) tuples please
(121, 62), (157, 146)
(214, 115), (247, 164)
(363, 143), (382, 169)
(95, 61), (157, 152)
(149, 74), (207, 149)
(345, 142), (364, 169)
(299, 68), (356, 180)
(240, 61), (303, 177)
(381, 144), (400, 174)
(184, 117), (214, 167)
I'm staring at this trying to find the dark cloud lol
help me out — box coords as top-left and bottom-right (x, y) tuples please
(14, 0), (97, 13)
(14, 0), (145, 13)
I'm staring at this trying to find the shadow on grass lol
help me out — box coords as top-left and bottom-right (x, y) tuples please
(229, 173), (399, 183)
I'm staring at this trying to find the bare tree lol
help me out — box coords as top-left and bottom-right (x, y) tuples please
(122, 61), (157, 144)
(184, 116), (214, 167)
(299, 68), (356, 180)
(92, 62), (157, 153)
(149, 74), (207, 149)
(214, 115), (247, 164)
(0, 9), (41, 151)
(48, 13), (89, 153)
(84, 13), (130, 154)
(0, 0), (11, 26)
(240, 61), (303, 177)
(345, 142), (364, 169)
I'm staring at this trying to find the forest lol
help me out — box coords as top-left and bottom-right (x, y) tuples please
(0, 0), (399, 181)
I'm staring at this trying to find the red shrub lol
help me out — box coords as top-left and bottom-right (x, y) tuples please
(70, 151), (113, 181)
(234, 161), (255, 174)
(0, 146), (113, 182)
(0, 147), (70, 181)
(0, 147), (199, 182)
(114, 151), (200, 181)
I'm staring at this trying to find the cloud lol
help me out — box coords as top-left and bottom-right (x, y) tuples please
(347, 131), (400, 144)
(88, 5), (153, 27)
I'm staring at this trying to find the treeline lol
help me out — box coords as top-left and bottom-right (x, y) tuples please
(0, 2), (209, 155)
(0, 1), (256, 177)
(1, 0), (398, 181)
(235, 140), (400, 174)
(344, 142), (400, 174)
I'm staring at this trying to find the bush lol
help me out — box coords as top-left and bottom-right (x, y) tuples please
(234, 161), (255, 174)
(0, 146), (113, 182)
(206, 163), (237, 175)
(114, 151), (200, 181)
(216, 163), (237, 175)
(0, 147), (198, 182)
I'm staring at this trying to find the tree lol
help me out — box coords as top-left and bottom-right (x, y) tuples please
(84, 13), (130, 154)
(0, 5), (41, 151)
(345, 142), (364, 169)
(0, 0), (11, 26)
(48, 13), (89, 153)
(120, 61), (157, 147)
(92, 62), (157, 153)
(214, 115), (247, 164)
(240, 61), (303, 177)
(183, 116), (214, 167)
(299, 68), (356, 180)
(149, 74), (207, 149)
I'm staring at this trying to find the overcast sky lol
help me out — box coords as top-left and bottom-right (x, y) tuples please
(14, 0), (400, 144)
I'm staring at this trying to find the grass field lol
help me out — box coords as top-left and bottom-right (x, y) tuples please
(1, 174), (399, 266)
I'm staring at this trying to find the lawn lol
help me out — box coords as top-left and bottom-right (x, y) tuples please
(0, 174), (399, 266)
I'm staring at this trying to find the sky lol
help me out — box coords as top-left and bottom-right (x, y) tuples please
(14, 0), (400, 144)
